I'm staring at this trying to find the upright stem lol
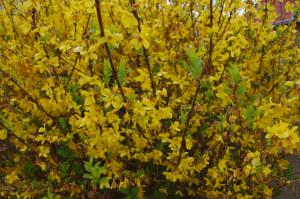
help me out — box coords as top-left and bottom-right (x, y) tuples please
(208, 0), (214, 74)
(130, 0), (156, 96)
(95, 0), (127, 102)
(177, 68), (206, 166)
(217, 0), (225, 25)
(67, 14), (92, 84)
(66, 54), (79, 87)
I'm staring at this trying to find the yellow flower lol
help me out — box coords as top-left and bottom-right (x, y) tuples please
(121, 11), (138, 28)
(38, 146), (50, 158)
(0, 129), (8, 140)
(5, 171), (19, 185)
(130, 25), (151, 49)
(263, 165), (271, 176)
(266, 121), (297, 139)
(245, 151), (261, 167)
(104, 29), (123, 46)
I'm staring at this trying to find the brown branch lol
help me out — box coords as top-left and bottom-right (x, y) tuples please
(217, 56), (231, 84)
(177, 68), (206, 166)
(0, 120), (32, 150)
(66, 54), (79, 87)
(82, 14), (92, 39)
(214, 10), (234, 51)
(130, 0), (156, 96)
(0, 68), (55, 121)
(278, 85), (296, 101)
(250, 1), (269, 57)
(208, 0), (214, 74)
(31, 8), (58, 77)
(265, 63), (296, 97)
(0, 42), (18, 55)
(217, 0), (225, 25)
(73, 22), (77, 41)
(95, 0), (127, 102)
(10, 10), (18, 40)
(257, 45), (265, 74)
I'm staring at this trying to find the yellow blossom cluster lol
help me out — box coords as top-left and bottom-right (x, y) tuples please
(0, 0), (299, 198)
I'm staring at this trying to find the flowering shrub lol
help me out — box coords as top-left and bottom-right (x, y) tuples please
(0, 0), (299, 198)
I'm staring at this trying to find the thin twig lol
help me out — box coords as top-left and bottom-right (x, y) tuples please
(208, 0), (214, 74)
(130, 0), (156, 96)
(177, 68), (206, 166)
(0, 120), (32, 150)
(0, 68), (55, 121)
(66, 14), (92, 85)
(217, 0), (225, 25)
(66, 54), (79, 87)
(95, 0), (127, 102)
(82, 14), (92, 39)
(265, 63), (296, 97)
(0, 42), (18, 55)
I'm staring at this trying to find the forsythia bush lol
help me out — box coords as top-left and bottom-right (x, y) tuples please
(0, 0), (299, 198)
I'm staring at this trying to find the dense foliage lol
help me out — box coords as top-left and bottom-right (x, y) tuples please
(0, 0), (299, 198)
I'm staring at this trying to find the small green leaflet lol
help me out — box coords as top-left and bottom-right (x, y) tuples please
(228, 64), (240, 84)
(120, 187), (139, 199)
(67, 84), (80, 93)
(39, 34), (49, 42)
(184, 48), (203, 78)
(73, 95), (85, 105)
(58, 117), (70, 132)
(22, 160), (37, 180)
(103, 59), (112, 85)
(56, 145), (75, 160)
(117, 58), (128, 85)
(59, 161), (70, 178)
(83, 158), (108, 186)
(244, 105), (257, 129)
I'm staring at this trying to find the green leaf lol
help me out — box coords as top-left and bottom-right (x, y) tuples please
(131, 187), (139, 199)
(155, 141), (166, 152)
(59, 162), (70, 178)
(133, 170), (144, 177)
(103, 59), (112, 85)
(137, 47), (144, 55)
(58, 117), (70, 132)
(39, 34), (49, 42)
(67, 84), (80, 93)
(128, 93), (137, 103)
(83, 158), (107, 186)
(72, 162), (83, 177)
(244, 105), (257, 129)
(83, 173), (94, 180)
(153, 190), (167, 199)
(22, 160), (37, 180)
(32, 116), (42, 127)
(120, 188), (130, 195)
(286, 164), (296, 180)
(73, 95), (85, 105)
(108, 43), (114, 53)
(118, 58), (127, 85)
(120, 187), (139, 199)
(91, 167), (101, 178)
(184, 48), (203, 78)
(237, 83), (246, 96)
(228, 64), (240, 84)
(56, 145), (74, 160)
(98, 177), (108, 184)
(84, 157), (94, 173)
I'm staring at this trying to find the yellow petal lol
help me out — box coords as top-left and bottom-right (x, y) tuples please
(142, 38), (150, 49)
(0, 129), (7, 140)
